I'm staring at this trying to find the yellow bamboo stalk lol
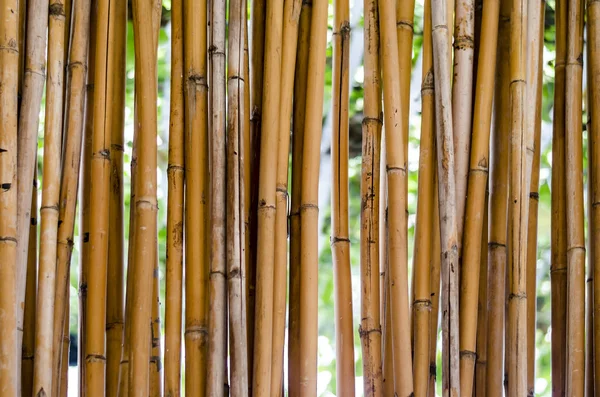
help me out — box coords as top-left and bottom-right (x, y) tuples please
(564, 0), (585, 390)
(164, 0), (185, 394)
(32, 0), (67, 391)
(457, 0), (500, 391)
(474, 185), (489, 396)
(428, 179), (441, 397)
(380, 134), (392, 396)
(270, 0), (302, 393)
(183, 0), (209, 391)
(288, 3), (311, 394)
(297, 1), (328, 394)
(382, 263), (393, 396)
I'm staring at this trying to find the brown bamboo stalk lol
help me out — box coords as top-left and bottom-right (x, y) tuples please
(457, 0), (500, 390)
(32, 0), (67, 391)
(551, 0), (568, 392)
(150, 254), (162, 397)
(564, 0), (585, 390)
(428, 179), (441, 397)
(431, 0), (460, 392)
(164, 0), (185, 393)
(270, 0), (302, 393)
(183, 0), (209, 390)
(297, 2), (328, 394)
(22, 175), (37, 397)
(288, 3), (311, 394)
(474, 184), (489, 396)
(0, 0), (19, 392)
(227, 0), (249, 391)
(380, 0), (413, 390)
(51, 0), (92, 391)
(380, 135), (392, 397)
(412, 0), (434, 391)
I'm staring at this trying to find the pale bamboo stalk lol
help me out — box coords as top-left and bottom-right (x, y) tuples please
(431, 0), (460, 392)
(380, 134), (392, 396)
(474, 185), (489, 396)
(360, 0), (383, 391)
(270, 0), (302, 393)
(164, 0), (185, 394)
(183, 0), (210, 388)
(428, 179), (441, 397)
(485, 0), (510, 392)
(0, 0), (20, 392)
(22, 176), (37, 397)
(380, 0), (413, 391)
(457, 0), (500, 390)
(551, 0), (568, 392)
(227, 0), (249, 392)
(60, 305), (70, 397)
(17, 0), (26, 99)
(297, 2), (328, 394)
(564, 0), (585, 390)
(150, 254), (162, 397)
(51, 0), (92, 391)
(32, 0), (67, 391)
(207, 0), (228, 391)
(15, 0), (49, 364)
(586, 55), (595, 394)
(288, 4), (311, 394)
(412, 0), (434, 392)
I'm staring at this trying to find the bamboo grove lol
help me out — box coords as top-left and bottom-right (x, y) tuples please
(0, 0), (597, 393)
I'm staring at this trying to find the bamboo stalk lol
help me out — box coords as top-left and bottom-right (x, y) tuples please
(32, 0), (68, 391)
(564, 0), (585, 390)
(380, 134), (392, 397)
(474, 184), (489, 396)
(297, 1), (328, 393)
(485, 0), (510, 393)
(457, 0), (500, 390)
(270, 0), (302, 393)
(150, 254), (162, 397)
(428, 180), (441, 397)
(288, 3), (311, 394)
(164, 0), (185, 393)
(431, 0), (460, 391)
(227, 0), (249, 391)
(60, 305), (70, 397)
(183, 0), (209, 390)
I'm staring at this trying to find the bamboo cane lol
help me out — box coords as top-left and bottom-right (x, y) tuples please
(297, 1), (328, 393)
(164, 0), (185, 393)
(183, 0), (209, 390)
(60, 305), (70, 397)
(21, 176), (37, 397)
(457, 0), (500, 390)
(360, 0), (383, 391)
(288, 3), (311, 394)
(431, 0), (460, 391)
(474, 184), (489, 396)
(428, 179), (441, 397)
(380, 0), (413, 390)
(227, 0), (249, 392)
(17, 0), (26, 100)
(270, 0), (302, 393)
(32, 0), (67, 391)
(51, 0), (92, 391)
(564, 0), (585, 390)
(380, 134), (392, 397)
(150, 254), (162, 397)
(485, 0), (510, 393)
(243, 11), (251, 383)
(587, 102), (595, 397)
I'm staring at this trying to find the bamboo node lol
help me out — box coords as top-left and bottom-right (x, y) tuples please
(25, 67), (46, 78)
(167, 164), (185, 173)
(487, 241), (506, 249)
(421, 69), (435, 94)
(566, 245), (585, 254)
(508, 292), (526, 301)
(358, 324), (382, 338)
(413, 299), (431, 310)
(362, 117), (383, 127)
(49, 2), (66, 16)
(188, 73), (208, 89)
(0, 236), (18, 244)
(86, 354), (107, 363)
(300, 203), (319, 212)
(396, 19), (414, 32)
(330, 236), (350, 246)
(0, 41), (18, 54)
(529, 192), (539, 200)
(386, 165), (406, 175)
(459, 350), (477, 360)
(105, 321), (124, 331)
(111, 143), (125, 152)
(67, 61), (87, 72)
(41, 204), (60, 212)
(453, 35), (474, 50)
(184, 325), (209, 338)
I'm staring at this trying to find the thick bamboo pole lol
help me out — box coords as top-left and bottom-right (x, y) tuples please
(431, 0), (460, 392)
(164, 0), (185, 393)
(0, 0), (19, 393)
(207, 0), (228, 391)
(564, 0), (585, 390)
(32, 0), (67, 391)
(474, 186), (489, 395)
(485, 0), (510, 393)
(51, 0), (92, 391)
(380, 0), (413, 390)
(288, 4), (311, 394)
(227, 0), (249, 392)
(428, 180), (441, 397)
(271, 0), (302, 393)
(297, 1), (328, 393)
(183, 0), (209, 391)
(457, 0), (500, 390)
(412, 0), (435, 391)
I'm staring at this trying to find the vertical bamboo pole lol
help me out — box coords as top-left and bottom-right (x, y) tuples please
(22, 176), (37, 397)
(227, 0), (249, 391)
(60, 305), (70, 397)
(412, 0), (435, 391)
(474, 185), (489, 396)
(271, 0), (302, 392)
(298, 1), (328, 393)
(380, 0), (413, 390)
(457, 0), (500, 390)
(428, 180), (441, 397)
(564, 0), (585, 391)
(150, 255), (162, 397)
(0, 0), (19, 393)
(32, 0), (67, 391)
(288, 3), (311, 394)
(184, 0), (209, 390)
(431, 0), (460, 391)
(164, 0), (185, 393)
